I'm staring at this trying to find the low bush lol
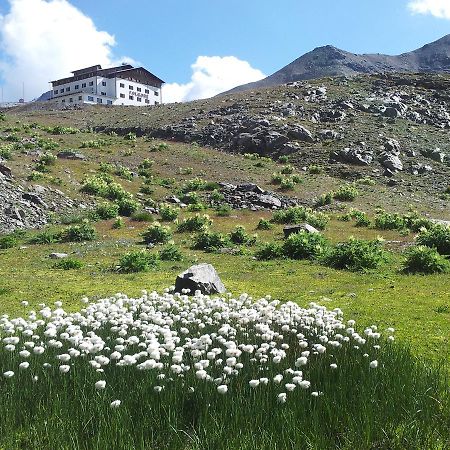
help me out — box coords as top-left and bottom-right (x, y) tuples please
(131, 211), (153, 222)
(280, 165), (294, 175)
(118, 250), (159, 272)
(0, 144), (13, 160)
(323, 237), (388, 272)
(374, 212), (406, 231)
(209, 189), (224, 203)
(308, 165), (323, 174)
(255, 242), (283, 260)
(158, 243), (183, 261)
(402, 246), (449, 274)
(53, 258), (83, 270)
(28, 229), (61, 245)
(94, 203), (119, 220)
(112, 217), (124, 229)
(215, 204), (232, 216)
(229, 226), (257, 245)
(117, 198), (140, 216)
(416, 224), (450, 255)
(142, 223), (172, 245)
(61, 223), (96, 242)
(177, 214), (211, 232)
(315, 192), (333, 207)
(159, 204), (179, 222)
(256, 218), (272, 230)
(0, 234), (17, 249)
(282, 231), (329, 260)
(272, 207), (329, 230)
(280, 178), (295, 191)
(334, 184), (359, 201)
(80, 139), (106, 148)
(193, 229), (231, 252)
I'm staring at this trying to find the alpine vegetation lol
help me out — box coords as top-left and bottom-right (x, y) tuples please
(0, 290), (448, 449)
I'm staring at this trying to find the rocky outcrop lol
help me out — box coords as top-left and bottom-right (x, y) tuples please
(174, 263), (226, 295)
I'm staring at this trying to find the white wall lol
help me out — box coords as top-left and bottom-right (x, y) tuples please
(113, 77), (161, 106)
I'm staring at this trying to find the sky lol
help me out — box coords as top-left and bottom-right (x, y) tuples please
(0, 0), (449, 102)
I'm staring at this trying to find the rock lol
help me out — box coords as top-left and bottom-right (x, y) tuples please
(256, 194), (282, 208)
(283, 223), (319, 238)
(237, 183), (263, 193)
(384, 139), (401, 153)
(382, 107), (401, 118)
(287, 125), (314, 143)
(379, 153), (403, 172)
(430, 149), (446, 163)
(174, 263), (226, 295)
(49, 253), (68, 259)
(166, 195), (181, 204)
(332, 147), (373, 165)
(0, 163), (12, 178)
(57, 151), (86, 160)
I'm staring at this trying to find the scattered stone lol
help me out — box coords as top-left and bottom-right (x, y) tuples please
(49, 253), (68, 259)
(174, 263), (226, 295)
(283, 223), (319, 238)
(57, 151), (86, 160)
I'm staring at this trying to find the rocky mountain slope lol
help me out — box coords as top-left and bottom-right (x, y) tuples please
(224, 34), (450, 94)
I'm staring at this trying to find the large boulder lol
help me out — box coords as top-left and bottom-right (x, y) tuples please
(175, 264), (226, 295)
(283, 224), (319, 238)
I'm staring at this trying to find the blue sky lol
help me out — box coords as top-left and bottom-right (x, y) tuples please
(0, 0), (449, 102)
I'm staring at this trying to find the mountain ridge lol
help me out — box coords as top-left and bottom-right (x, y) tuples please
(223, 34), (450, 94)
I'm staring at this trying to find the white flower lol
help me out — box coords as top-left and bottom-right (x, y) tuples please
(249, 379), (260, 388)
(110, 400), (121, 408)
(217, 385), (228, 394)
(285, 383), (296, 392)
(273, 374), (283, 384)
(3, 371), (14, 378)
(154, 386), (163, 393)
(19, 362), (30, 370)
(95, 380), (106, 390)
(311, 391), (321, 397)
(59, 365), (70, 374)
(388, 336), (395, 341)
(295, 357), (308, 367)
(299, 380), (311, 389)
(57, 354), (71, 362)
(369, 360), (378, 369)
(330, 363), (338, 370)
(277, 393), (287, 404)
(195, 369), (207, 380)
(5, 344), (15, 352)
(21, 300), (29, 307)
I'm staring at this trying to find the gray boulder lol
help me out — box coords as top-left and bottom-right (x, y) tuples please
(284, 223), (319, 238)
(49, 253), (68, 259)
(57, 151), (86, 160)
(379, 153), (403, 172)
(175, 263), (226, 295)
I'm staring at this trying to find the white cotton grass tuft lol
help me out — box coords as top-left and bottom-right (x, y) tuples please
(0, 288), (394, 406)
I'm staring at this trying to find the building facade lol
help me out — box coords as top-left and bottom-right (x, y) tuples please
(51, 64), (164, 106)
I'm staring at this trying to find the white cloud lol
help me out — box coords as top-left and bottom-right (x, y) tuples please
(163, 56), (265, 103)
(0, 0), (131, 101)
(408, 0), (450, 19)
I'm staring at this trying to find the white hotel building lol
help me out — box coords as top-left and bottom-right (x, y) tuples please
(51, 64), (164, 106)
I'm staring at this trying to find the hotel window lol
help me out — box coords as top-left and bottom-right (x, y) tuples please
(102, 81), (106, 86)
(54, 90), (58, 94)
(89, 81), (94, 86)
(87, 96), (94, 101)
(97, 98), (102, 104)
(145, 99), (149, 104)
(69, 98), (73, 103)
(145, 89), (149, 94)
(66, 87), (70, 92)
(120, 93), (125, 98)
(82, 83), (86, 88)
(137, 97), (142, 102)
(101, 92), (106, 96)
(120, 83), (125, 88)
(107, 100), (113, 105)
(129, 95), (134, 100)
(129, 85), (134, 90)
(78, 96), (82, 101)
(75, 85), (79, 90)
(137, 87), (141, 92)
(154, 91), (159, 96)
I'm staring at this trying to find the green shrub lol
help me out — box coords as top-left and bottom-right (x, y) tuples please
(229, 226), (257, 245)
(280, 177), (295, 191)
(355, 212), (371, 227)
(272, 207), (329, 230)
(117, 198), (140, 216)
(0, 144), (13, 160)
(209, 189), (224, 203)
(271, 173), (283, 184)
(187, 203), (206, 212)
(416, 224), (450, 255)
(403, 246), (449, 274)
(28, 229), (61, 245)
(255, 242), (283, 260)
(61, 223), (96, 242)
(158, 243), (183, 261)
(215, 204), (232, 216)
(95, 203), (119, 220)
(118, 250), (159, 272)
(334, 184), (359, 201)
(181, 192), (201, 205)
(150, 142), (168, 152)
(112, 217), (124, 229)
(80, 139), (106, 148)
(323, 237), (388, 272)
(374, 212), (406, 231)
(142, 223), (172, 245)
(256, 218), (272, 230)
(139, 185), (154, 195)
(159, 204), (179, 222)
(81, 174), (110, 196)
(27, 171), (45, 181)
(53, 258), (83, 270)
(177, 214), (211, 232)
(48, 125), (79, 135)
(278, 155), (289, 163)
(193, 229), (231, 252)
(280, 165), (294, 175)
(131, 210), (153, 222)
(308, 165), (323, 174)
(0, 234), (18, 249)
(356, 176), (376, 186)
(282, 231), (329, 260)
(124, 132), (137, 141)
(316, 192), (333, 207)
